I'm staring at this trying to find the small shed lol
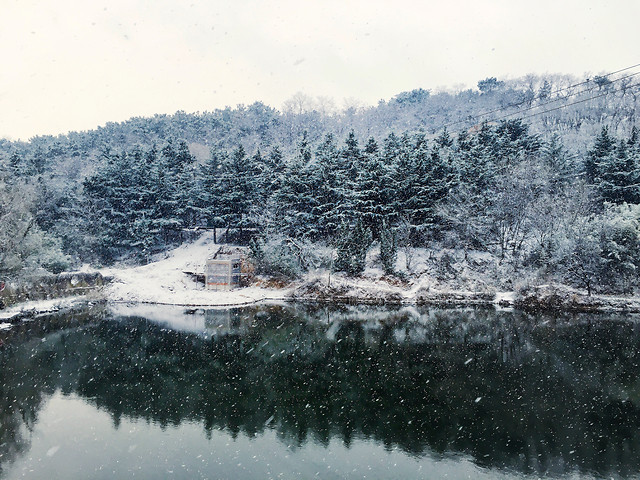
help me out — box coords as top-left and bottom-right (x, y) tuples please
(205, 255), (242, 291)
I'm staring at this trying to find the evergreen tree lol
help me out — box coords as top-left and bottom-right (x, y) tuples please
(390, 132), (454, 243)
(158, 139), (197, 229)
(334, 219), (373, 276)
(260, 145), (286, 200)
(389, 132), (417, 224)
(586, 129), (640, 205)
(127, 146), (159, 258)
(379, 219), (397, 275)
(354, 137), (392, 235)
(585, 126), (616, 185)
(274, 135), (316, 238)
(215, 145), (257, 232)
(341, 130), (362, 182)
(8, 152), (25, 177)
(597, 140), (640, 204)
(382, 132), (402, 165)
(364, 137), (379, 155)
(306, 134), (352, 237)
(435, 127), (453, 148)
(543, 134), (574, 188)
(83, 150), (138, 261)
(628, 126), (639, 147)
(153, 145), (182, 240)
(31, 146), (46, 176)
(275, 157), (313, 238)
(196, 147), (227, 240)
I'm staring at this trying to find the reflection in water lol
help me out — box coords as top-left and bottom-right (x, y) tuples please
(1, 304), (640, 479)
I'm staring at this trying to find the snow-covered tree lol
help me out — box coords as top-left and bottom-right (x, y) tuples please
(334, 219), (373, 276)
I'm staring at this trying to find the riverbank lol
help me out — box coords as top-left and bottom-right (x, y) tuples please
(0, 271), (108, 325)
(0, 296), (101, 328)
(4, 233), (640, 325)
(98, 233), (640, 313)
(98, 233), (507, 307)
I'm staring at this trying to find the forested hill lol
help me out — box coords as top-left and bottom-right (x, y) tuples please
(2, 72), (640, 295)
(2, 73), (639, 162)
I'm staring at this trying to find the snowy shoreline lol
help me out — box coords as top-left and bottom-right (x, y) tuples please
(95, 232), (511, 309)
(0, 296), (99, 329)
(3, 280), (640, 330)
(4, 233), (640, 328)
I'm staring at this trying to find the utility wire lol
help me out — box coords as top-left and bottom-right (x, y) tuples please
(483, 72), (640, 125)
(511, 81), (640, 124)
(437, 75), (640, 139)
(477, 63), (640, 120)
(440, 62), (640, 131)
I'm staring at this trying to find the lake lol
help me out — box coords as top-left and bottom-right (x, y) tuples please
(1, 303), (640, 479)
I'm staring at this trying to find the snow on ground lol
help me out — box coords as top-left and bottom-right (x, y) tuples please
(101, 234), (427, 307)
(0, 297), (86, 324)
(5, 232), (640, 322)
(101, 232), (292, 306)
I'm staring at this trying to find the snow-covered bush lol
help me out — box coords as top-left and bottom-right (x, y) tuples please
(598, 204), (640, 293)
(249, 235), (326, 280)
(0, 176), (71, 279)
(550, 204), (640, 294)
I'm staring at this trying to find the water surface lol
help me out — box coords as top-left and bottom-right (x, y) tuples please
(1, 303), (640, 479)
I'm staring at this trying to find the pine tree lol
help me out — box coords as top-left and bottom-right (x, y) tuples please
(382, 132), (402, 165)
(334, 219), (372, 276)
(196, 146), (227, 241)
(379, 219), (397, 275)
(628, 126), (639, 147)
(354, 137), (392, 235)
(274, 156), (314, 238)
(307, 134), (352, 237)
(127, 146), (158, 258)
(341, 130), (362, 182)
(176, 141), (199, 228)
(543, 134), (574, 187)
(586, 129), (640, 205)
(8, 152), (24, 177)
(435, 127), (453, 148)
(154, 144), (182, 240)
(273, 133), (319, 238)
(389, 132), (417, 224)
(158, 139), (197, 229)
(83, 150), (138, 261)
(260, 145), (286, 200)
(390, 132), (454, 243)
(585, 126), (616, 185)
(215, 145), (257, 232)
(597, 140), (640, 204)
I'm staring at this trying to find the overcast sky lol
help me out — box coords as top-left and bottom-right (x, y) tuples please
(2, 0), (639, 140)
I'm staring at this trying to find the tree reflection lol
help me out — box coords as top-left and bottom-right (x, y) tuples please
(1, 305), (640, 478)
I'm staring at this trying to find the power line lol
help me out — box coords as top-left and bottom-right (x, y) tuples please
(511, 81), (640, 124)
(445, 80), (640, 142)
(480, 63), (640, 120)
(440, 62), (640, 131)
(485, 71), (640, 125)
(437, 76), (640, 140)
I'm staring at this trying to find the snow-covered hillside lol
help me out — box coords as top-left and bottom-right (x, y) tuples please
(102, 232), (291, 306)
(98, 232), (509, 308)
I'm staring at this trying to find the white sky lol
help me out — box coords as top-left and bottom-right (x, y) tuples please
(1, 0), (639, 140)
